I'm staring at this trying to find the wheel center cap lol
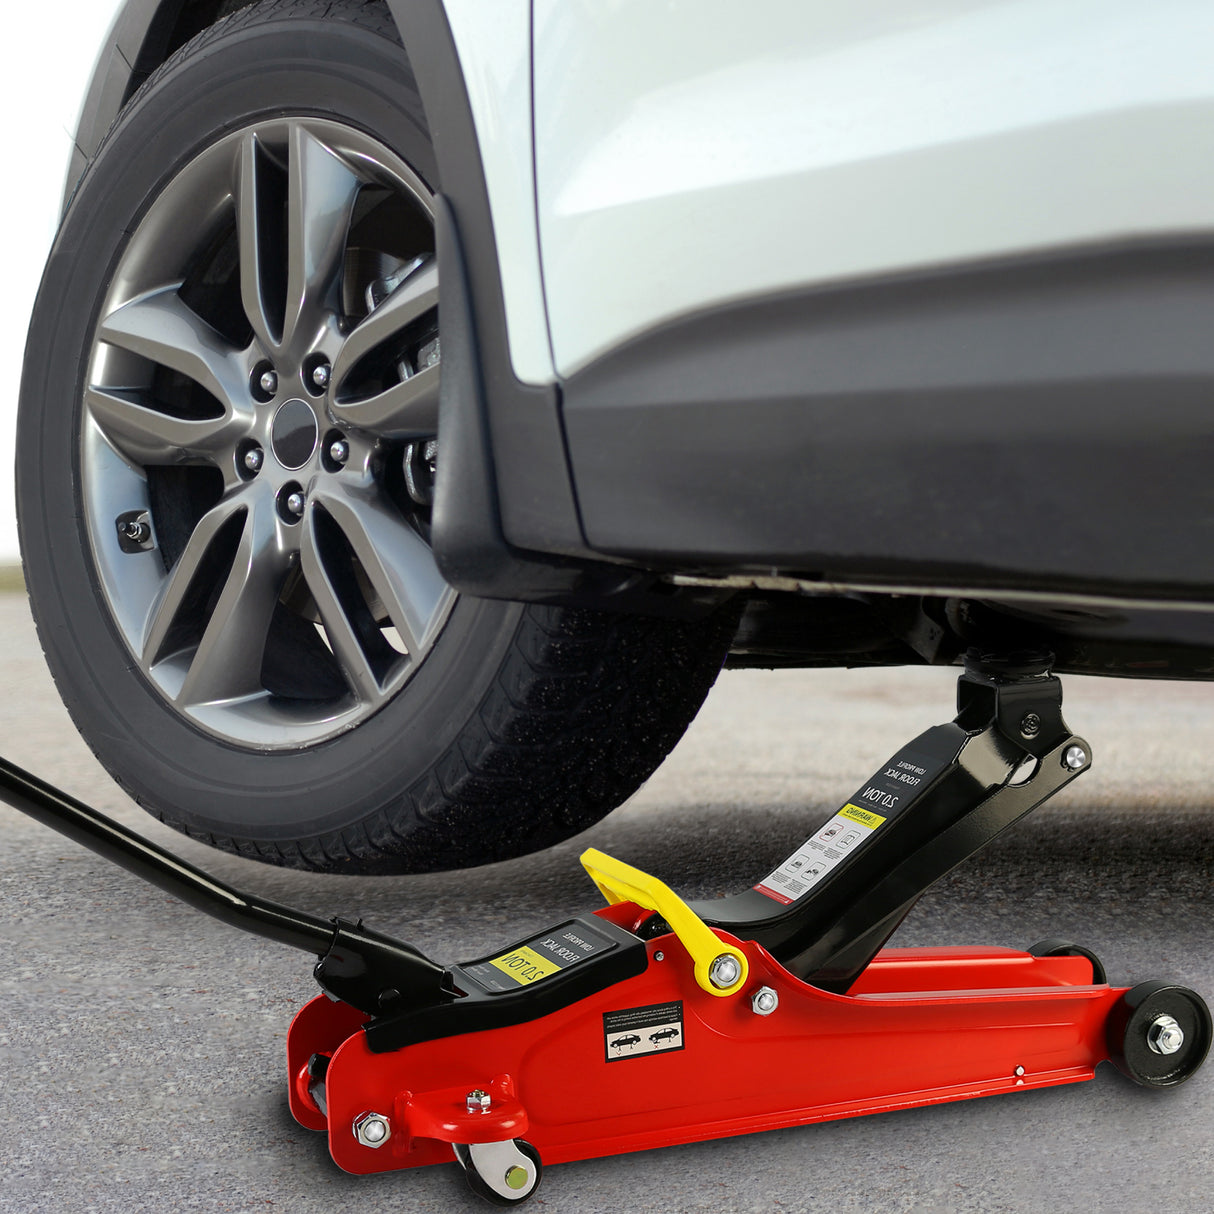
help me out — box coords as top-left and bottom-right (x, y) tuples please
(271, 399), (318, 469)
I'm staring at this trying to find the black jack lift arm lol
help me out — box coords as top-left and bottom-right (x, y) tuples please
(696, 650), (1091, 991)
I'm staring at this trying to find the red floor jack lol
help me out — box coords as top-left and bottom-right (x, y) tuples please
(3, 651), (1209, 1204)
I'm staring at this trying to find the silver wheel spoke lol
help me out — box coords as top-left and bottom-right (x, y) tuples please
(237, 132), (280, 353)
(142, 497), (247, 665)
(98, 286), (247, 407)
(333, 257), (438, 376)
(313, 488), (449, 655)
(284, 123), (363, 350)
(175, 500), (287, 706)
(238, 126), (363, 355)
(330, 257), (439, 437)
(299, 514), (385, 706)
(329, 364), (440, 438)
(85, 388), (240, 466)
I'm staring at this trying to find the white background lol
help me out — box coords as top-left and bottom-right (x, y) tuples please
(2, 2), (125, 563)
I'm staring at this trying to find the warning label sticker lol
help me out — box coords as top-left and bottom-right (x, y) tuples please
(754, 804), (885, 905)
(603, 1001), (684, 1062)
(462, 920), (617, 993)
(754, 748), (944, 906)
(488, 944), (562, 986)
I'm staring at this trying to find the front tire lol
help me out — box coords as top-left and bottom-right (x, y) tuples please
(17, 0), (735, 873)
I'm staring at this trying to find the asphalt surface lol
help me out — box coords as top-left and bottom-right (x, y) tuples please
(0, 592), (1211, 1213)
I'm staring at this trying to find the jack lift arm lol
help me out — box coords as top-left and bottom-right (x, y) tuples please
(1, 652), (1209, 1204)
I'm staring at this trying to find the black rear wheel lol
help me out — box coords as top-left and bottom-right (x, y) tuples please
(1027, 938), (1107, 985)
(17, 0), (735, 873)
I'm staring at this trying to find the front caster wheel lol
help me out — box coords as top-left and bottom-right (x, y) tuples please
(1107, 981), (1212, 1088)
(454, 1139), (543, 1206)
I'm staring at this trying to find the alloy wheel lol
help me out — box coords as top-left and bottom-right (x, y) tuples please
(81, 117), (454, 747)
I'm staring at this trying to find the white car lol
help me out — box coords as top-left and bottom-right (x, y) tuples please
(18, 0), (1214, 872)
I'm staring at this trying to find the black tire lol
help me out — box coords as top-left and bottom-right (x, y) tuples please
(1106, 981), (1212, 1089)
(17, 0), (736, 874)
(455, 1139), (542, 1206)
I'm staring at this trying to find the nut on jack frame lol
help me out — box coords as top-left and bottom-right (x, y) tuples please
(1, 649), (1209, 1205)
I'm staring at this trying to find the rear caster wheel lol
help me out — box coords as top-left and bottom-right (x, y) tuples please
(454, 1139), (543, 1206)
(1107, 981), (1212, 1088)
(1027, 938), (1108, 985)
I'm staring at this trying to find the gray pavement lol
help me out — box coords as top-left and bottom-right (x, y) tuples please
(0, 592), (1210, 1213)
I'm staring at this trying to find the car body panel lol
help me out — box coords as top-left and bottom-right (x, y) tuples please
(558, 239), (1214, 599)
(441, 0), (554, 385)
(533, 0), (1214, 377)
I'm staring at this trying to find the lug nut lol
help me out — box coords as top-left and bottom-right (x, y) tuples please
(466, 1089), (491, 1113)
(286, 492), (305, 517)
(243, 447), (264, 473)
(259, 369), (278, 396)
(751, 986), (779, 1016)
(1147, 1013), (1185, 1056)
(709, 954), (742, 990)
(1063, 744), (1088, 771)
(329, 439), (349, 466)
(311, 362), (331, 389)
(352, 1111), (391, 1148)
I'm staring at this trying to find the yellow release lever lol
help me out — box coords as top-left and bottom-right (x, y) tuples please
(580, 848), (748, 997)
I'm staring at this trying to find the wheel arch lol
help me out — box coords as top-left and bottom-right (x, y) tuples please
(67, 0), (255, 207)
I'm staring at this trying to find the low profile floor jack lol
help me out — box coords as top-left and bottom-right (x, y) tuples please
(4, 651), (1210, 1204)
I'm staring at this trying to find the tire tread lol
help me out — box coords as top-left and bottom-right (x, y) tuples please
(150, 603), (736, 873)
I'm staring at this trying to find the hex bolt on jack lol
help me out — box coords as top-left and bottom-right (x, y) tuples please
(751, 986), (779, 1016)
(710, 954), (742, 989)
(1064, 744), (1089, 771)
(1148, 1014), (1185, 1055)
(0, 649), (1208, 1206)
(353, 1112), (391, 1148)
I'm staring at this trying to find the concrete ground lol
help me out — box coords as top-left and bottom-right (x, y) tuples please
(0, 592), (1210, 1213)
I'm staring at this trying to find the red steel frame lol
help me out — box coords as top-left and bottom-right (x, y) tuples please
(287, 901), (1123, 1176)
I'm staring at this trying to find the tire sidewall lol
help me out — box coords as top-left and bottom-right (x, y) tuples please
(18, 8), (525, 841)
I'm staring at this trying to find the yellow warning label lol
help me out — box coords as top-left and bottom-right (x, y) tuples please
(840, 803), (887, 830)
(488, 944), (562, 986)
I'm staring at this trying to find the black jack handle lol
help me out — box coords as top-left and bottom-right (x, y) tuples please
(0, 756), (451, 1017)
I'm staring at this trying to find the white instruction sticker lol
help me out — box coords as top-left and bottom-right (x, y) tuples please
(603, 1001), (685, 1062)
(754, 803), (887, 906)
